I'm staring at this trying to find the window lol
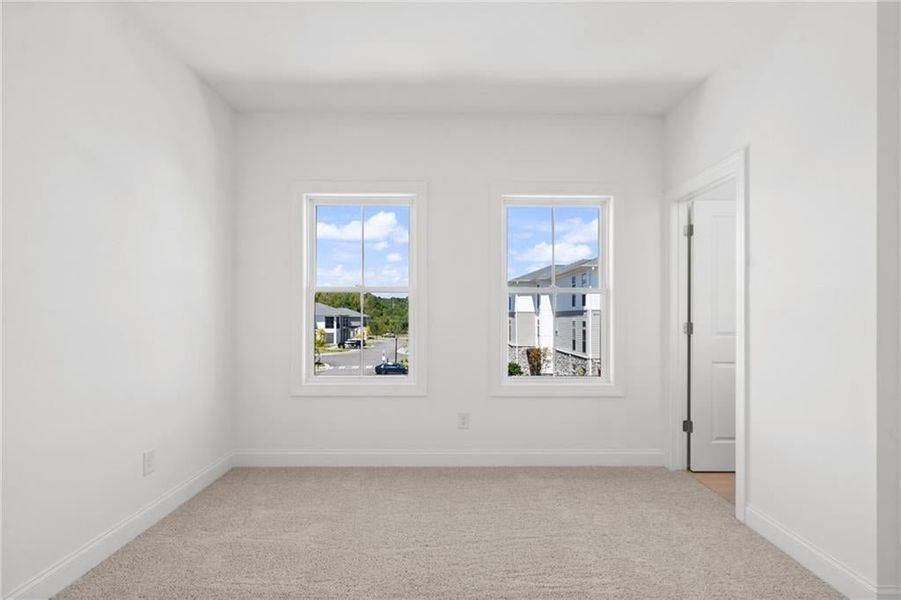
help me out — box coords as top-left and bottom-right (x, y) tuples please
(492, 183), (620, 396)
(292, 182), (427, 396)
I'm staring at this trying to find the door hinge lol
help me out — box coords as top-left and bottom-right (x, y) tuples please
(682, 419), (693, 434)
(683, 321), (694, 335)
(684, 223), (694, 237)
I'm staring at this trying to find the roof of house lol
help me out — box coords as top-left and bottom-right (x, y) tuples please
(315, 303), (367, 319)
(508, 258), (597, 286)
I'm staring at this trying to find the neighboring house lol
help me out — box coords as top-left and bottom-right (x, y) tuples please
(315, 303), (368, 347)
(507, 259), (602, 375)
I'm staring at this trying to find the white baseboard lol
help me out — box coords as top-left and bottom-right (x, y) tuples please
(232, 448), (665, 467)
(745, 505), (878, 600)
(6, 452), (234, 600)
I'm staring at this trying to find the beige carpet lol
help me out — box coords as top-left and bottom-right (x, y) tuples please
(56, 467), (842, 599)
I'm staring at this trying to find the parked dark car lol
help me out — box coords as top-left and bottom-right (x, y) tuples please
(342, 339), (365, 349)
(374, 362), (408, 375)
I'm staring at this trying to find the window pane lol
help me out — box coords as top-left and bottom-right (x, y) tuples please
(363, 293), (409, 377)
(553, 207), (599, 286)
(507, 207), (553, 287)
(553, 292), (603, 377)
(507, 292), (554, 376)
(316, 205), (362, 287)
(313, 292), (364, 377)
(364, 206), (410, 287)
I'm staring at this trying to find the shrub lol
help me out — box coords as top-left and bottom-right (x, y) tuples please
(314, 329), (327, 354)
(508, 362), (523, 376)
(541, 348), (553, 371)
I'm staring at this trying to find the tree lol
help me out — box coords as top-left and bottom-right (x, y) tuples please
(315, 292), (360, 312)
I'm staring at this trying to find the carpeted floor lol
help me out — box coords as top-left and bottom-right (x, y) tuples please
(55, 467), (842, 599)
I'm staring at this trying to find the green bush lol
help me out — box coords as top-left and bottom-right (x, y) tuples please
(508, 362), (523, 376)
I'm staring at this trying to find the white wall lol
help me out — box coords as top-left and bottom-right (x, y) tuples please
(2, 4), (235, 597)
(235, 113), (664, 464)
(877, 2), (901, 594)
(665, 4), (881, 597)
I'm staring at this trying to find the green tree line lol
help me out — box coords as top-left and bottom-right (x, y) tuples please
(315, 292), (409, 336)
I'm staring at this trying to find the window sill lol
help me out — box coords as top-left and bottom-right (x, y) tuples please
(490, 380), (624, 398)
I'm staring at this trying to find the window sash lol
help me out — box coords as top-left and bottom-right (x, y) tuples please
(503, 198), (610, 290)
(498, 191), (616, 390)
(311, 287), (411, 294)
(505, 286), (607, 295)
(309, 197), (413, 379)
(294, 182), (426, 396)
(311, 200), (413, 291)
(309, 288), (412, 378)
(505, 290), (611, 379)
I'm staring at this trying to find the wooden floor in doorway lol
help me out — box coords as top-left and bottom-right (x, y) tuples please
(690, 471), (735, 504)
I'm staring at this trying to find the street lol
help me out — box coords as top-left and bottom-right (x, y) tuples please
(316, 337), (408, 376)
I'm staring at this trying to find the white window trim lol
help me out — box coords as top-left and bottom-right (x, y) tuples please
(489, 182), (625, 397)
(291, 181), (428, 397)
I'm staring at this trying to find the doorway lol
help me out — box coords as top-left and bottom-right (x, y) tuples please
(667, 150), (748, 522)
(686, 184), (737, 473)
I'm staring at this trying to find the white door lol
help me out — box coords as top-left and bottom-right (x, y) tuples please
(689, 197), (736, 472)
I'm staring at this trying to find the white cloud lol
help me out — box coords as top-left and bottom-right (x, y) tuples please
(371, 241), (389, 251)
(317, 210), (409, 245)
(365, 265), (407, 286)
(554, 242), (594, 264)
(553, 242), (593, 263)
(365, 211), (409, 244)
(316, 264), (359, 286)
(386, 252), (402, 263)
(515, 242), (552, 262)
(317, 220), (361, 241)
(515, 241), (592, 264)
(556, 217), (599, 245)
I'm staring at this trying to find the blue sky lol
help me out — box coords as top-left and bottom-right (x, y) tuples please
(316, 205), (410, 287)
(507, 206), (599, 280)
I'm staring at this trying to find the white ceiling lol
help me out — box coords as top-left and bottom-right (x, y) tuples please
(129, 2), (798, 114)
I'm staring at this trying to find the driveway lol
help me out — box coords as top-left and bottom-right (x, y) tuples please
(316, 337), (408, 376)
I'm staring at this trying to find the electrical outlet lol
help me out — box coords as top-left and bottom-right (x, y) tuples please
(142, 449), (156, 477)
(457, 413), (470, 430)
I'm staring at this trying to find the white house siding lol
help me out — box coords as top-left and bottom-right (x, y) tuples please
(553, 310), (603, 376)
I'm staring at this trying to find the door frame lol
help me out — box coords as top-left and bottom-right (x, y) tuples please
(665, 148), (748, 522)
